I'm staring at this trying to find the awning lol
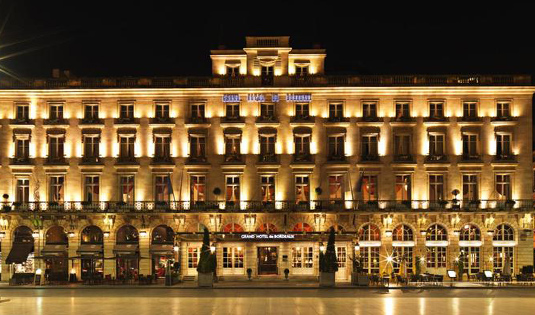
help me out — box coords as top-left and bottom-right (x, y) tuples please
(114, 244), (139, 257)
(6, 242), (33, 264)
(77, 244), (103, 256)
(150, 244), (174, 256)
(40, 244), (68, 257)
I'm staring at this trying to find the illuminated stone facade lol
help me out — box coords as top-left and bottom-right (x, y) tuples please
(0, 36), (533, 283)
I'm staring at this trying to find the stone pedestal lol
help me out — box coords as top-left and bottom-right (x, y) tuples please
(319, 272), (335, 287)
(198, 272), (213, 287)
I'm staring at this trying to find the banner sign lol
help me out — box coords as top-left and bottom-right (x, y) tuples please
(222, 94), (241, 102)
(240, 234), (295, 241)
(286, 93), (312, 102)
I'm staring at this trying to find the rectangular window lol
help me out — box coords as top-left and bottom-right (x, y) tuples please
(225, 136), (241, 156)
(393, 247), (413, 274)
(119, 136), (135, 158)
(493, 247), (513, 273)
(49, 103), (64, 120)
(259, 135), (276, 156)
(187, 247), (199, 269)
(155, 175), (171, 202)
(496, 134), (511, 157)
(119, 175), (135, 203)
(496, 174), (511, 200)
(83, 135), (99, 158)
(429, 134), (445, 156)
(361, 247), (380, 274)
(119, 103), (134, 119)
(292, 247), (313, 268)
(426, 247), (447, 268)
(155, 102), (170, 119)
(191, 103), (205, 120)
(295, 103), (309, 119)
(463, 102), (477, 119)
(295, 175), (310, 203)
(294, 135), (311, 156)
(226, 176), (240, 202)
(328, 103), (343, 120)
(226, 66), (239, 77)
(190, 175), (206, 203)
(49, 176), (64, 202)
(225, 103), (240, 119)
(189, 135), (206, 159)
(15, 138), (30, 159)
(16, 178), (30, 203)
(223, 247), (244, 269)
(429, 102), (444, 118)
(460, 247), (480, 274)
(462, 175), (478, 201)
(84, 176), (99, 202)
(362, 175), (377, 201)
(260, 103), (275, 119)
(328, 135), (344, 158)
(48, 136), (65, 159)
(295, 65), (309, 76)
(84, 103), (99, 120)
(16, 103), (30, 120)
(462, 134), (478, 158)
(362, 102), (377, 119)
(395, 175), (411, 201)
(261, 175), (275, 202)
(395, 102), (410, 119)
(394, 134), (411, 157)
(429, 174), (444, 201)
(329, 175), (343, 200)
(154, 136), (171, 158)
(361, 134), (378, 158)
(497, 101), (511, 118)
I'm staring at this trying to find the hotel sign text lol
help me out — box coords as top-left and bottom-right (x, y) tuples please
(240, 234), (295, 241)
(286, 93), (312, 102)
(247, 93), (280, 102)
(222, 94), (241, 102)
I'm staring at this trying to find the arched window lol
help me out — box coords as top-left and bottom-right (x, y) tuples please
(359, 224), (381, 241)
(46, 226), (68, 244)
(116, 225), (139, 244)
(152, 225), (174, 244)
(460, 224), (481, 241)
(13, 226), (33, 243)
(81, 226), (103, 244)
(494, 224), (514, 241)
(223, 223), (244, 233)
(328, 225), (345, 233)
(292, 223), (313, 232)
(392, 224), (413, 241)
(426, 224), (448, 241)
(257, 223), (277, 233)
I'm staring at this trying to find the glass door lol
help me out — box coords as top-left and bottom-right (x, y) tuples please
(257, 247), (278, 275)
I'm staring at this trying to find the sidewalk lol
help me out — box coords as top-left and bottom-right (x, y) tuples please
(1, 279), (535, 290)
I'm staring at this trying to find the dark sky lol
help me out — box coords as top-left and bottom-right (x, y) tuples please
(1, 2), (534, 78)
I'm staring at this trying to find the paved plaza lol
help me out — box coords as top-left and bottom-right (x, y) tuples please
(2, 288), (535, 315)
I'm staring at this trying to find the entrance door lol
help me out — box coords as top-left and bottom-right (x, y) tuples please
(257, 247), (278, 275)
(336, 246), (348, 280)
(187, 247), (200, 275)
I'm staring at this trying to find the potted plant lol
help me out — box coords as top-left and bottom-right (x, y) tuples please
(414, 255), (422, 282)
(319, 228), (338, 287)
(247, 268), (253, 280)
(197, 228), (216, 287)
(456, 255), (465, 282)
(284, 268), (290, 281)
(350, 255), (369, 286)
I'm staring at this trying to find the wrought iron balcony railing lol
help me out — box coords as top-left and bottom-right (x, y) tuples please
(3, 199), (532, 214)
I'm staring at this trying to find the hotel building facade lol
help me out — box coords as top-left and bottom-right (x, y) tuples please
(0, 36), (533, 283)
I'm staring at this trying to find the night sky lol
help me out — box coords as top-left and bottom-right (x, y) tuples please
(1, 2), (535, 78)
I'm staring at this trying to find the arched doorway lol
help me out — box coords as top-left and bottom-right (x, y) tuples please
(115, 225), (139, 282)
(151, 225), (175, 279)
(6, 226), (35, 284)
(43, 226), (69, 282)
(79, 225), (104, 281)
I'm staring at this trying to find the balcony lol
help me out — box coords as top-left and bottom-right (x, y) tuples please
(425, 154), (448, 163)
(151, 156), (174, 165)
(391, 116), (416, 123)
(114, 117), (140, 125)
(45, 156), (68, 165)
(491, 116), (517, 123)
(80, 117), (104, 125)
(187, 155), (208, 164)
(325, 116), (350, 124)
(460, 154), (481, 163)
(256, 115), (279, 124)
(221, 116), (245, 124)
(458, 116), (482, 123)
(290, 115), (315, 124)
(116, 156), (139, 165)
(80, 156), (103, 165)
(357, 116), (384, 123)
(258, 153), (279, 164)
(423, 116), (449, 124)
(293, 153), (314, 164)
(493, 154), (517, 163)
(4, 199), (531, 214)
(393, 154), (414, 163)
(327, 154), (346, 163)
(360, 155), (380, 163)
(224, 153), (243, 164)
(10, 157), (34, 165)
(9, 118), (35, 125)
(149, 117), (175, 125)
(186, 116), (210, 125)
(43, 118), (69, 126)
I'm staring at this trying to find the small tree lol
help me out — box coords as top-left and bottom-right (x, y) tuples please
(414, 256), (422, 276)
(456, 252), (465, 281)
(197, 228), (216, 273)
(319, 228), (338, 273)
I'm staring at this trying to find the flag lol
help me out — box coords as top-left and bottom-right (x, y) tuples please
(355, 172), (364, 193)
